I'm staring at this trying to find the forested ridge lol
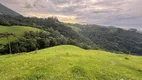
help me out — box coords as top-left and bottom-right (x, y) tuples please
(66, 24), (142, 55)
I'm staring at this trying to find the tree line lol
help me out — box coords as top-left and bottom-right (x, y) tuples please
(0, 29), (91, 54)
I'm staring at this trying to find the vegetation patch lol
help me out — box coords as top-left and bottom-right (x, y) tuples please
(138, 69), (142, 73)
(124, 57), (129, 60)
(71, 66), (87, 78)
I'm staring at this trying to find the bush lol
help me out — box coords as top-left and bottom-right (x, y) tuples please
(124, 57), (129, 60)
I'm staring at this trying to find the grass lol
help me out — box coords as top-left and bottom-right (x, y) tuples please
(0, 45), (142, 80)
(0, 26), (42, 45)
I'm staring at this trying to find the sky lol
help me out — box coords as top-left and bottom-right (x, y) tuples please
(0, 0), (142, 30)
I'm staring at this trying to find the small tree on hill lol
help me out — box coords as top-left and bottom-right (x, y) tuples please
(0, 32), (15, 54)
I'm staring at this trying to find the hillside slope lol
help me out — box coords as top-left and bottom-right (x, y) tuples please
(0, 45), (141, 80)
(0, 3), (21, 17)
(0, 26), (42, 45)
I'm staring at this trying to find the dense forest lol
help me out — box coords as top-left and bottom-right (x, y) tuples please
(0, 15), (142, 55)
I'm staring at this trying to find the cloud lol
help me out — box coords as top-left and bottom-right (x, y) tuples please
(24, 12), (77, 23)
(0, 0), (142, 30)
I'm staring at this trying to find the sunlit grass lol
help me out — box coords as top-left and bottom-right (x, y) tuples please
(0, 45), (142, 80)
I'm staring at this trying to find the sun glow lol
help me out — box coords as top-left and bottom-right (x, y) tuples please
(24, 13), (77, 23)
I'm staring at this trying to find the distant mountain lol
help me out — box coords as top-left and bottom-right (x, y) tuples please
(0, 3), (21, 17)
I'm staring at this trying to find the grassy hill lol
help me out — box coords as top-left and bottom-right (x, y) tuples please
(0, 45), (141, 80)
(0, 26), (42, 45)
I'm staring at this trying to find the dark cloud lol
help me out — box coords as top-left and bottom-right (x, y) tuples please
(94, 0), (126, 6)
(0, 0), (19, 4)
(24, 3), (33, 8)
(51, 0), (82, 5)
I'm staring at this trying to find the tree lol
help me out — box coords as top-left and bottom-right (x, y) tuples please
(0, 32), (15, 54)
(49, 38), (57, 46)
